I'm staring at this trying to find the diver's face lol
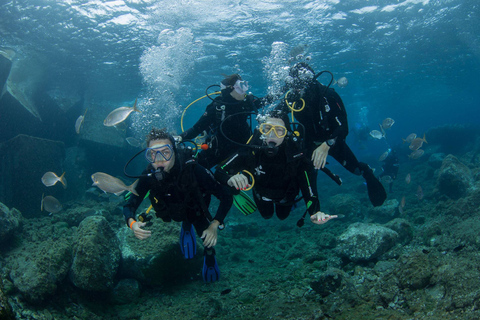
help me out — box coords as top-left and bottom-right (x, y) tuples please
(262, 118), (286, 147)
(148, 139), (175, 172)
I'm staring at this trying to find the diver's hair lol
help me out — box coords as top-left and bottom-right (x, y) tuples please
(220, 74), (242, 87)
(146, 127), (175, 148)
(289, 62), (315, 78)
(268, 109), (290, 127)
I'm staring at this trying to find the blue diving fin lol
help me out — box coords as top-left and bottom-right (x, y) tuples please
(202, 248), (220, 282)
(179, 221), (197, 259)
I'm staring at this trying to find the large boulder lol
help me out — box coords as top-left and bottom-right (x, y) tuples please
(367, 199), (399, 223)
(0, 202), (22, 244)
(336, 223), (399, 262)
(70, 216), (121, 291)
(9, 239), (72, 304)
(436, 154), (473, 199)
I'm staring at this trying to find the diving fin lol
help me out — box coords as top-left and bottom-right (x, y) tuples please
(202, 248), (220, 282)
(233, 190), (257, 216)
(362, 166), (387, 207)
(179, 221), (197, 259)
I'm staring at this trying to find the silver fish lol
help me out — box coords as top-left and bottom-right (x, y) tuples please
(402, 133), (417, 144)
(409, 149), (425, 159)
(126, 137), (141, 148)
(75, 109), (88, 134)
(405, 173), (411, 184)
(369, 130), (384, 139)
(409, 133), (427, 151)
(379, 150), (390, 161)
(91, 172), (138, 196)
(381, 118), (395, 130)
(104, 98), (140, 127)
(41, 194), (63, 214)
(336, 77), (348, 88)
(41, 171), (67, 188)
(381, 175), (393, 184)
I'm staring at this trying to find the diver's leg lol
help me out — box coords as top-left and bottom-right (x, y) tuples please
(275, 203), (292, 220)
(253, 189), (274, 219)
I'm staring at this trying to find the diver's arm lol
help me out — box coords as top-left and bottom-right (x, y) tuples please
(180, 102), (216, 140)
(325, 90), (348, 141)
(194, 165), (233, 225)
(122, 175), (150, 226)
(298, 166), (321, 216)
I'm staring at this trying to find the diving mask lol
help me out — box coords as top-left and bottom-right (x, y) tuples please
(259, 123), (287, 138)
(233, 80), (249, 95)
(145, 144), (174, 163)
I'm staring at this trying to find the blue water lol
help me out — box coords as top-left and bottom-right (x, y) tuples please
(1, 0), (478, 144)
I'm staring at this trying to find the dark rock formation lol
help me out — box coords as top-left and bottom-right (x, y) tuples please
(70, 216), (121, 291)
(310, 268), (345, 297)
(0, 201), (22, 244)
(0, 281), (14, 320)
(336, 223), (398, 262)
(428, 152), (446, 169)
(384, 218), (413, 245)
(368, 199), (399, 223)
(436, 154), (473, 199)
(111, 278), (141, 304)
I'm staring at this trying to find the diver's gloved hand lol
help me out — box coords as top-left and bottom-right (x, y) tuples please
(310, 212), (338, 225)
(227, 173), (250, 191)
(312, 142), (330, 169)
(131, 221), (152, 240)
(201, 220), (220, 248)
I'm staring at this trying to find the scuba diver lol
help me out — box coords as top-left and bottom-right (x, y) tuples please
(276, 62), (387, 207)
(122, 128), (233, 282)
(214, 111), (339, 226)
(378, 148), (400, 193)
(178, 74), (265, 169)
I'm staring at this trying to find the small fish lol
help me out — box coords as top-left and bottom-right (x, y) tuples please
(409, 133), (427, 151)
(369, 130), (384, 140)
(126, 137), (141, 148)
(381, 175), (393, 184)
(41, 171), (67, 188)
(398, 196), (406, 214)
(104, 98), (140, 127)
(405, 173), (411, 184)
(409, 149), (425, 160)
(416, 185), (424, 200)
(402, 133), (417, 144)
(220, 289), (232, 295)
(41, 194), (63, 214)
(91, 172), (139, 196)
(335, 77), (348, 88)
(379, 150), (390, 161)
(289, 44), (308, 58)
(75, 109), (88, 134)
(381, 118), (395, 130)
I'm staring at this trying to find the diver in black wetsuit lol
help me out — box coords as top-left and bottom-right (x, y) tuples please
(179, 74), (264, 169)
(214, 112), (338, 225)
(276, 62), (386, 207)
(123, 128), (232, 282)
(378, 149), (400, 193)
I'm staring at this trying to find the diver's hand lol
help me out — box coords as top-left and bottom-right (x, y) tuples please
(173, 135), (182, 143)
(312, 142), (330, 169)
(201, 220), (220, 248)
(310, 212), (338, 225)
(227, 173), (249, 190)
(131, 221), (152, 240)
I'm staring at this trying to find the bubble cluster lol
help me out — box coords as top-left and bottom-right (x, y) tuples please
(262, 41), (291, 110)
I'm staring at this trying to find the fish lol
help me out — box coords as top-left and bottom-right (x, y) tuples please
(402, 133), (417, 144)
(369, 130), (384, 140)
(405, 173), (411, 184)
(398, 196), (406, 214)
(416, 185), (424, 200)
(91, 172), (139, 196)
(104, 98), (140, 127)
(380, 175), (393, 184)
(289, 44), (308, 58)
(409, 149), (425, 160)
(126, 137), (141, 148)
(75, 109), (88, 134)
(41, 171), (67, 188)
(335, 77), (348, 88)
(41, 194), (63, 214)
(379, 150), (390, 161)
(409, 133), (427, 151)
(381, 118), (395, 130)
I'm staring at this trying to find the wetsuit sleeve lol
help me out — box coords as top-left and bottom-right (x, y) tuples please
(194, 165), (233, 224)
(214, 149), (255, 186)
(325, 89), (348, 141)
(180, 102), (216, 140)
(122, 175), (150, 226)
(298, 164), (321, 216)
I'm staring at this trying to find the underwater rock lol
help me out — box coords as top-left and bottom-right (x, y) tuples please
(0, 202), (23, 244)
(436, 154), (473, 200)
(327, 193), (363, 218)
(384, 218), (413, 245)
(9, 238), (72, 304)
(394, 250), (437, 290)
(310, 268), (345, 297)
(111, 278), (141, 305)
(0, 283), (14, 320)
(336, 223), (399, 262)
(367, 199), (399, 223)
(428, 153), (446, 169)
(70, 216), (121, 291)
(0, 134), (66, 217)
